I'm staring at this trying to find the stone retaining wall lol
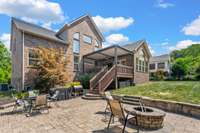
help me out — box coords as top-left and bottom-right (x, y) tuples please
(141, 97), (200, 119)
(112, 95), (200, 119)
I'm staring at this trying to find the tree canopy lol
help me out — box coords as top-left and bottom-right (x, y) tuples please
(171, 44), (200, 80)
(0, 41), (11, 83)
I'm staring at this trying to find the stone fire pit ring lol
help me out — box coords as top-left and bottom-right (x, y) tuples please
(125, 106), (166, 129)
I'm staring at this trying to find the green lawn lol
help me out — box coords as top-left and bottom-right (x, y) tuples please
(112, 81), (200, 104)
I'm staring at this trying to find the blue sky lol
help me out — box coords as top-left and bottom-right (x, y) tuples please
(0, 0), (200, 55)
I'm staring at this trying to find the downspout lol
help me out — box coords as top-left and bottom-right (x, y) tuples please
(22, 31), (24, 91)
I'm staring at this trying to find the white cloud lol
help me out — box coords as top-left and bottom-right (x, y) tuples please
(168, 40), (200, 51)
(156, 0), (174, 8)
(161, 42), (169, 46)
(93, 15), (134, 32)
(0, 0), (65, 29)
(0, 33), (10, 49)
(105, 34), (129, 46)
(182, 15), (200, 36)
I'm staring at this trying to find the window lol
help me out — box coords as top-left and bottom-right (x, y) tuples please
(73, 33), (80, 54)
(73, 40), (80, 54)
(74, 55), (79, 71)
(158, 62), (165, 69)
(28, 49), (39, 66)
(150, 63), (155, 70)
(73, 33), (79, 40)
(83, 35), (92, 44)
(136, 49), (148, 73)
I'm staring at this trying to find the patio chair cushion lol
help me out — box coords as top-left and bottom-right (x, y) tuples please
(71, 82), (81, 87)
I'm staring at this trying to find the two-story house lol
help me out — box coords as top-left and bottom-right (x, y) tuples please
(11, 14), (152, 92)
(11, 15), (104, 91)
(149, 54), (171, 78)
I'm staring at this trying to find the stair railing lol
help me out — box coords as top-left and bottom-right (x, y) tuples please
(90, 66), (108, 90)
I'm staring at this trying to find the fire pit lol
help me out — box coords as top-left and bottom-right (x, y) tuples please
(125, 106), (166, 129)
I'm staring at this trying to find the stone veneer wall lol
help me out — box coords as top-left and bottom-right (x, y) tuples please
(141, 97), (200, 119)
(112, 95), (200, 119)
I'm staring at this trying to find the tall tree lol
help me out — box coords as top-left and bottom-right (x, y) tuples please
(0, 41), (11, 83)
(34, 47), (70, 92)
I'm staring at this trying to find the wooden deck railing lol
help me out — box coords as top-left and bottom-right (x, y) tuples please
(90, 66), (108, 90)
(90, 64), (133, 92)
(98, 65), (116, 92)
(117, 64), (133, 78)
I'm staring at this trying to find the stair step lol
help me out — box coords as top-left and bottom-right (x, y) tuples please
(122, 97), (140, 102)
(124, 95), (141, 99)
(122, 100), (141, 106)
(82, 95), (103, 100)
(85, 93), (101, 98)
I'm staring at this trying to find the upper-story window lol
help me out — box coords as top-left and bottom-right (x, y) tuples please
(158, 62), (165, 69)
(136, 49), (148, 73)
(73, 33), (80, 54)
(83, 35), (92, 44)
(28, 49), (39, 66)
(74, 55), (79, 71)
(149, 63), (155, 70)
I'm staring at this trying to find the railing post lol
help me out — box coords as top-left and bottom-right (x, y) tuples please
(114, 46), (118, 89)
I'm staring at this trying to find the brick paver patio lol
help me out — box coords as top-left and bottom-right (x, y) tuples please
(0, 97), (199, 133)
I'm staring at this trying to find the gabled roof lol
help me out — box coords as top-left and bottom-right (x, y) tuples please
(150, 54), (170, 62)
(122, 40), (145, 51)
(12, 18), (66, 44)
(122, 39), (152, 57)
(56, 14), (105, 41)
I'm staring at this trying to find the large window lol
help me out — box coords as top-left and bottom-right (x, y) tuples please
(149, 63), (155, 70)
(28, 49), (39, 66)
(73, 33), (80, 54)
(136, 49), (148, 73)
(74, 55), (79, 71)
(83, 35), (92, 44)
(158, 62), (165, 69)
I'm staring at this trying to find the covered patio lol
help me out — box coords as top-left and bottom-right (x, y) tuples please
(82, 45), (134, 91)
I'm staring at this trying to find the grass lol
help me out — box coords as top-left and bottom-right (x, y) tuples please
(112, 81), (200, 104)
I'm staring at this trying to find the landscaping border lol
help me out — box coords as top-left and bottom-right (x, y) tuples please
(112, 95), (200, 119)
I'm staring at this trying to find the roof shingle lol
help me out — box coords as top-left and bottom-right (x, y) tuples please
(12, 18), (66, 44)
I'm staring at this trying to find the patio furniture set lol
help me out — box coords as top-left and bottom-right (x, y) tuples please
(11, 82), (83, 116)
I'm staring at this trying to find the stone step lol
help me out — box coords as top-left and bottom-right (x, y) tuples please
(124, 95), (141, 99)
(122, 97), (140, 103)
(81, 95), (103, 100)
(122, 100), (141, 106)
(85, 93), (102, 98)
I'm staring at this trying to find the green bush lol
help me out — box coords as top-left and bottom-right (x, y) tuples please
(78, 73), (94, 89)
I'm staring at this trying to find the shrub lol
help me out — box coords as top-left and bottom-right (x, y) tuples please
(78, 73), (94, 89)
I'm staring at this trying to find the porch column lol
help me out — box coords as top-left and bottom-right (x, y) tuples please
(114, 46), (118, 89)
(82, 56), (85, 73)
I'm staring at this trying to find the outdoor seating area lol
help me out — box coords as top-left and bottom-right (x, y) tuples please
(5, 82), (84, 117)
(0, 97), (199, 133)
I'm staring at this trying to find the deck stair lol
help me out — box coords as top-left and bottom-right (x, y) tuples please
(122, 95), (141, 106)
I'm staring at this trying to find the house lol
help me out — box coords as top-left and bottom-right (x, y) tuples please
(83, 40), (152, 92)
(149, 54), (171, 78)
(10, 14), (152, 92)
